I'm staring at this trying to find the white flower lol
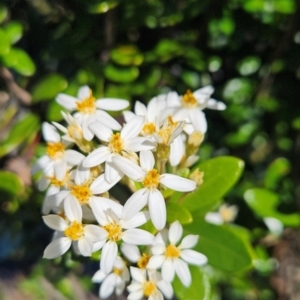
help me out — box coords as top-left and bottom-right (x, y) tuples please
(92, 256), (130, 299)
(127, 267), (173, 300)
(90, 204), (154, 274)
(42, 196), (107, 259)
(121, 243), (152, 269)
(112, 150), (196, 230)
(147, 221), (208, 287)
(205, 204), (238, 225)
(56, 85), (129, 140)
(32, 122), (84, 181)
(83, 115), (155, 183)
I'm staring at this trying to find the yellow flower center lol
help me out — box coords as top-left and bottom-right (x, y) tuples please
(165, 245), (180, 258)
(76, 91), (96, 114)
(104, 223), (122, 241)
(70, 184), (92, 204)
(158, 128), (171, 145)
(182, 89), (197, 108)
(108, 133), (124, 154)
(64, 221), (84, 240)
(137, 253), (151, 269)
(143, 169), (160, 189)
(113, 268), (122, 275)
(46, 142), (65, 159)
(142, 123), (156, 135)
(143, 281), (156, 297)
(68, 124), (83, 140)
(219, 205), (237, 223)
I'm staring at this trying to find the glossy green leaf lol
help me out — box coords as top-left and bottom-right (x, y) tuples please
(166, 202), (193, 225)
(0, 113), (40, 157)
(0, 4), (8, 23)
(32, 74), (68, 102)
(184, 219), (253, 272)
(2, 47), (35, 76)
(173, 266), (210, 300)
(237, 56), (261, 76)
(0, 171), (23, 197)
(264, 158), (291, 189)
(4, 21), (23, 44)
(110, 45), (144, 66)
(181, 71), (200, 89)
(244, 188), (300, 227)
(46, 100), (64, 122)
(104, 64), (139, 83)
(180, 156), (244, 214)
(0, 28), (10, 55)
(88, 0), (119, 14)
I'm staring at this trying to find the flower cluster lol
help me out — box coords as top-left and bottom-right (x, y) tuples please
(33, 85), (225, 299)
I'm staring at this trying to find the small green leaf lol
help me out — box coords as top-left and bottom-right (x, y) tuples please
(185, 219), (253, 272)
(4, 21), (23, 44)
(0, 171), (23, 197)
(0, 28), (10, 55)
(104, 64), (139, 83)
(2, 47), (35, 76)
(237, 56), (261, 76)
(46, 100), (64, 122)
(180, 156), (244, 214)
(88, 0), (119, 14)
(0, 4), (8, 23)
(32, 73), (68, 103)
(166, 202), (193, 225)
(173, 266), (210, 300)
(244, 188), (300, 227)
(110, 45), (144, 66)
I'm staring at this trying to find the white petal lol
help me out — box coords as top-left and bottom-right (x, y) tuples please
(77, 85), (90, 99)
(151, 244), (165, 255)
(92, 269), (106, 283)
(100, 274), (116, 298)
(188, 109), (207, 133)
(128, 290), (144, 300)
(96, 98), (129, 111)
(169, 135), (184, 167)
(157, 280), (174, 299)
(64, 195), (82, 222)
(206, 98), (226, 110)
(130, 267), (146, 283)
(89, 121), (112, 142)
(52, 121), (68, 134)
(179, 235), (199, 249)
(81, 115), (94, 141)
(42, 215), (68, 231)
(174, 259), (191, 287)
(38, 174), (50, 191)
(101, 241), (118, 274)
(56, 94), (77, 110)
(121, 211), (150, 229)
(112, 156), (144, 181)
(43, 122), (60, 143)
(159, 174), (196, 192)
(122, 229), (154, 245)
(54, 160), (67, 181)
(96, 110), (122, 130)
(204, 212), (223, 225)
(193, 86), (214, 98)
(83, 147), (110, 168)
(122, 189), (148, 220)
(148, 190), (166, 230)
(147, 255), (165, 269)
(140, 150), (155, 170)
(43, 237), (71, 259)
(47, 190), (69, 207)
(180, 249), (208, 266)
(134, 101), (147, 116)
(90, 173), (120, 194)
(121, 115), (144, 139)
(125, 137), (156, 152)
(31, 155), (51, 174)
(78, 236), (93, 256)
(84, 225), (108, 242)
(74, 163), (90, 185)
(123, 110), (135, 123)
(162, 259), (175, 282)
(105, 160), (123, 183)
(127, 282), (142, 293)
(168, 221), (183, 245)
(120, 243), (141, 262)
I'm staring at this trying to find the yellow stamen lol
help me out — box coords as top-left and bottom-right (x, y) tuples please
(182, 89), (197, 108)
(137, 253), (151, 269)
(104, 223), (122, 241)
(108, 133), (123, 154)
(143, 281), (156, 297)
(68, 124), (83, 140)
(46, 142), (65, 159)
(64, 221), (84, 240)
(142, 123), (156, 135)
(113, 268), (122, 275)
(76, 90), (96, 114)
(70, 184), (91, 204)
(158, 128), (171, 145)
(165, 245), (180, 258)
(143, 169), (160, 189)
(219, 205), (237, 223)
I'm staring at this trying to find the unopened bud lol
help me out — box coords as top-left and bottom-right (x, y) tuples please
(189, 168), (204, 186)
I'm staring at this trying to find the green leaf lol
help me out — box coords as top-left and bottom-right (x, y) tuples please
(0, 171), (23, 197)
(2, 47), (35, 76)
(0, 113), (40, 157)
(4, 21), (23, 44)
(184, 219), (253, 272)
(180, 156), (244, 214)
(0, 28), (10, 55)
(32, 73), (68, 103)
(166, 202), (193, 225)
(244, 188), (300, 227)
(88, 0), (119, 14)
(104, 64), (139, 83)
(46, 100), (64, 122)
(0, 4), (8, 23)
(237, 56), (261, 76)
(173, 266), (210, 300)
(110, 45), (144, 66)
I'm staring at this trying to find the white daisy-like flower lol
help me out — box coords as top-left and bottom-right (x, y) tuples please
(89, 202), (154, 274)
(83, 115), (155, 183)
(31, 122), (85, 181)
(121, 243), (152, 269)
(147, 221), (208, 287)
(92, 256), (130, 299)
(56, 85), (129, 140)
(205, 204), (238, 225)
(42, 196), (107, 259)
(127, 267), (173, 300)
(112, 150), (196, 230)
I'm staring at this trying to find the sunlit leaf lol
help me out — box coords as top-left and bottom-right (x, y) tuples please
(0, 28), (10, 55)
(0, 171), (23, 197)
(88, 0), (119, 14)
(104, 64), (139, 83)
(237, 56), (261, 76)
(110, 45), (144, 66)
(0, 4), (8, 24)
(4, 21), (23, 44)
(166, 202), (193, 225)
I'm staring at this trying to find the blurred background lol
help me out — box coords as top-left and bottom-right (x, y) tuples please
(0, 0), (300, 299)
